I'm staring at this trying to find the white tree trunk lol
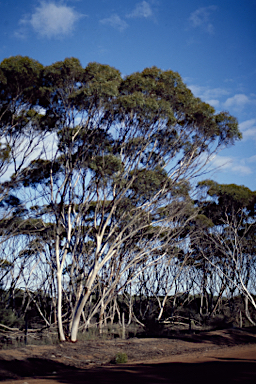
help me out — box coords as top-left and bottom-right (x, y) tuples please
(56, 271), (65, 341)
(70, 286), (92, 342)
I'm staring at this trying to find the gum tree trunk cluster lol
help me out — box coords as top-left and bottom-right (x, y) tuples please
(0, 56), (243, 341)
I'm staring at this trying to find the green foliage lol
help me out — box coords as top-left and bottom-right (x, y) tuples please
(0, 305), (23, 328)
(16, 159), (62, 188)
(129, 167), (168, 201)
(194, 213), (214, 229)
(83, 62), (121, 101)
(118, 66), (241, 149)
(199, 179), (255, 206)
(114, 352), (128, 364)
(0, 55), (243, 342)
(0, 56), (45, 141)
(0, 193), (21, 208)
(197, 179), (256, 224)
(0, 289), (24, 328)
(0, 143), (11, 163)
(43, 57), (83, 87)
(89, 154), (123, 177)
(0, 258), (13, 270)
(0, 55), (43, 99)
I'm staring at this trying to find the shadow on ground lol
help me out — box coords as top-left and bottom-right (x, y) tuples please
(166, 327), (256, 346)
(1, 356), (256, 384)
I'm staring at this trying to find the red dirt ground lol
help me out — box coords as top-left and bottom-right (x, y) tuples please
(1, 328), (256, 383)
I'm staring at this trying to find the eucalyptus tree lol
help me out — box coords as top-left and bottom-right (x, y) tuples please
(4, 56), (241, 341)
(0, 56), (55, 304)
(193, 181), (256, 323)
(0, 55), (51, 244)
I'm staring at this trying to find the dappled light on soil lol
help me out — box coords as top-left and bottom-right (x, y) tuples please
(0, 329), (256, 383)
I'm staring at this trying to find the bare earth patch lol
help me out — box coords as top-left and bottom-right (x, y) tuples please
(1, 328), (256, 383)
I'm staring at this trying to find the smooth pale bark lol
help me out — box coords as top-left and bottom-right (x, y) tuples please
(55, 229), (67, 342)
(70, 287), (91, 342)
(70, 262), (101, 341)
(56, 271), (66, 341)
(98, 286), (107, 334)
(157, 295), (169, 321)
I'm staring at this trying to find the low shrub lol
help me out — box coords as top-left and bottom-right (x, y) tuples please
(114, 352), (128, 364)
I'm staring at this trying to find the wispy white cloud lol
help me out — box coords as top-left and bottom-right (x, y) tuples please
(247, 154), (256, 163)
(19, 1), (84, 39)
(100, 14), (128, 31)
(14, 27), (28, 39)
(206, 99), (220, 108)
(230, 164), (252, 175)
(188, 84), (256, 115)
(188, 84), (229, 108)
(100, 0), (154, 32)
(100, 2), (155, 32)
(126, 1), (153, 19)
(223, 94), (256, 110)
(211, 155), (252, 176)
(189, 6), (217, 34)
(239, 119), (256, 141)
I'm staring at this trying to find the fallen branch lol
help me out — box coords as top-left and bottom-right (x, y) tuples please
(0, 324), (20, 331)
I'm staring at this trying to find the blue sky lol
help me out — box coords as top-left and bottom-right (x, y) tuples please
(1, 0), (256, 190)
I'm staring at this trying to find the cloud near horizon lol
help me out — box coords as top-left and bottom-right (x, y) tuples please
(223, 94), (256, 110)
(20, 1), (84, 39)
(239, 119), (256, 141)
(210, 155), (252, 176)
(188, 84), (256, 117)
(188, 84), (229, 108)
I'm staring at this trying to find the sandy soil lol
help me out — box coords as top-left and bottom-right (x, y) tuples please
(1, 328), (256, 383)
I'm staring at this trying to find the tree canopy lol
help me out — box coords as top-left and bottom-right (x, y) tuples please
(0, 56), (242, 341)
